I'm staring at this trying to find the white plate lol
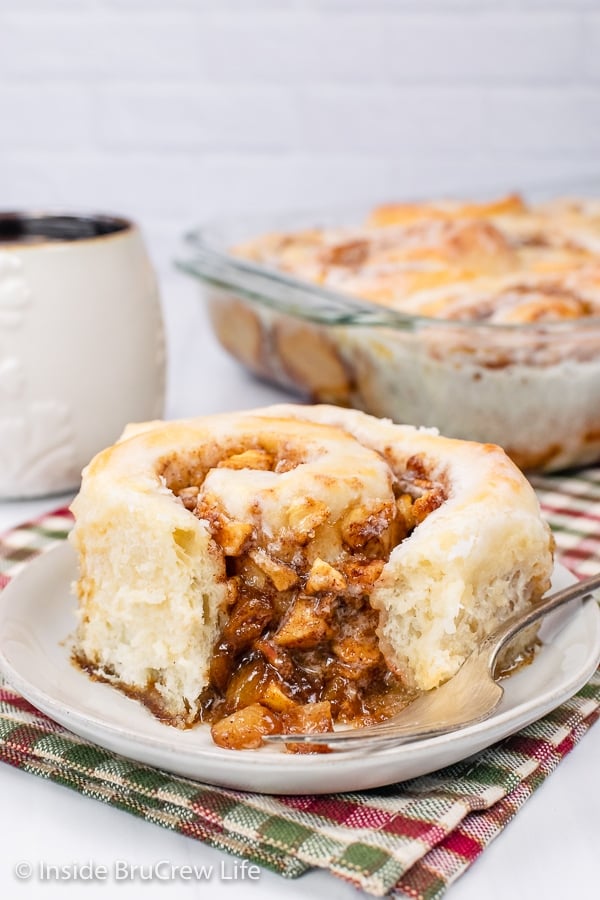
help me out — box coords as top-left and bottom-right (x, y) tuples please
(0, 543), (599, 795)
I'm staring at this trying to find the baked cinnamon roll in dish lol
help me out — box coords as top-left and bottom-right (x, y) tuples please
(234, 196), (600, 306)
(191, 194), (600, 472)
(70, 404), (553, 750)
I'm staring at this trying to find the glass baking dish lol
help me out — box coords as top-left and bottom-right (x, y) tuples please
(176, 202), (600, 473)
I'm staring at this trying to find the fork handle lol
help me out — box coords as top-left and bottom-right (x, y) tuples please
(483, 571), (600, 672)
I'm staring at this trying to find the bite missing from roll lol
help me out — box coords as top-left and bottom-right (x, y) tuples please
(70, 404), (554, 750)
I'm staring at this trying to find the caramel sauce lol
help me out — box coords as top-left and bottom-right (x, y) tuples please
(72, 653), (193, 728)
(496, 640), (540, 678)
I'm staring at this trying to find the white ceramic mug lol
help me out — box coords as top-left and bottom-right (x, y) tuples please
(0, 212), (166, 498)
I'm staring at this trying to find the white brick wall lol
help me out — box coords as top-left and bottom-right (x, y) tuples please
(1, 0), (600, 287)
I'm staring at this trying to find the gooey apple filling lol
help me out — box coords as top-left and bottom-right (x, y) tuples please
(175, 447), (445, 751)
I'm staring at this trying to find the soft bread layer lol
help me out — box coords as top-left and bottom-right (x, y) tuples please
(71, 467), (227, 724)
(70, 404), (553, 726)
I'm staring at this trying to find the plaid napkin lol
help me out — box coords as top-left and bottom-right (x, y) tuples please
(1, 470), (600, 900)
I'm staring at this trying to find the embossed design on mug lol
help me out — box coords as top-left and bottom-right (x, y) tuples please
(0, 358), (25, 398)
(0, 404), (77, 496)
(0, 253), (77, 497)
(0, 254), (30, 328)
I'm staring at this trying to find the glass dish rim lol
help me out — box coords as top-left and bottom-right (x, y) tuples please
(176, 203), (600, 334)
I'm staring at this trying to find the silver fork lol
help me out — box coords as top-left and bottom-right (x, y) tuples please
(265, 572), (600, 752)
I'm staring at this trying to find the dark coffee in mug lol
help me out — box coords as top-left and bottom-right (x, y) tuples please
(0, 213), (130, 245)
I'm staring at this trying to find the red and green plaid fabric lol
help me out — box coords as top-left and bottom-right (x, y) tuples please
(1, 472), (600, 900)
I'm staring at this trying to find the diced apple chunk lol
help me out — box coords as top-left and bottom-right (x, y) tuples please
(261, 680), (297, 713)
(218, 520), (253, 556)
(218, 449), (273, 471)
(249, 548), (299, 590)
(177, 486), (199, 511)
(341, 501), (394, 549)
(274, 596), (333, 648)
(281, 701), (333, 754)
(332, 634), (380, 670)
(255, 638), (294, 678)
(222, 595), (273, 650)
(224, 659), (270, 710)
(286, 498), (329, 540)
(305, 557), (347, 594)
(396, 493), (417, 531)
(211, 703), (281, 750)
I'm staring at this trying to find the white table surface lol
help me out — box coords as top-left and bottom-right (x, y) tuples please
(0, 280), (598, 900)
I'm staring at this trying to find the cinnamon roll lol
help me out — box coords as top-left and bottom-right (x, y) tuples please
(70, 404), (553, 750)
